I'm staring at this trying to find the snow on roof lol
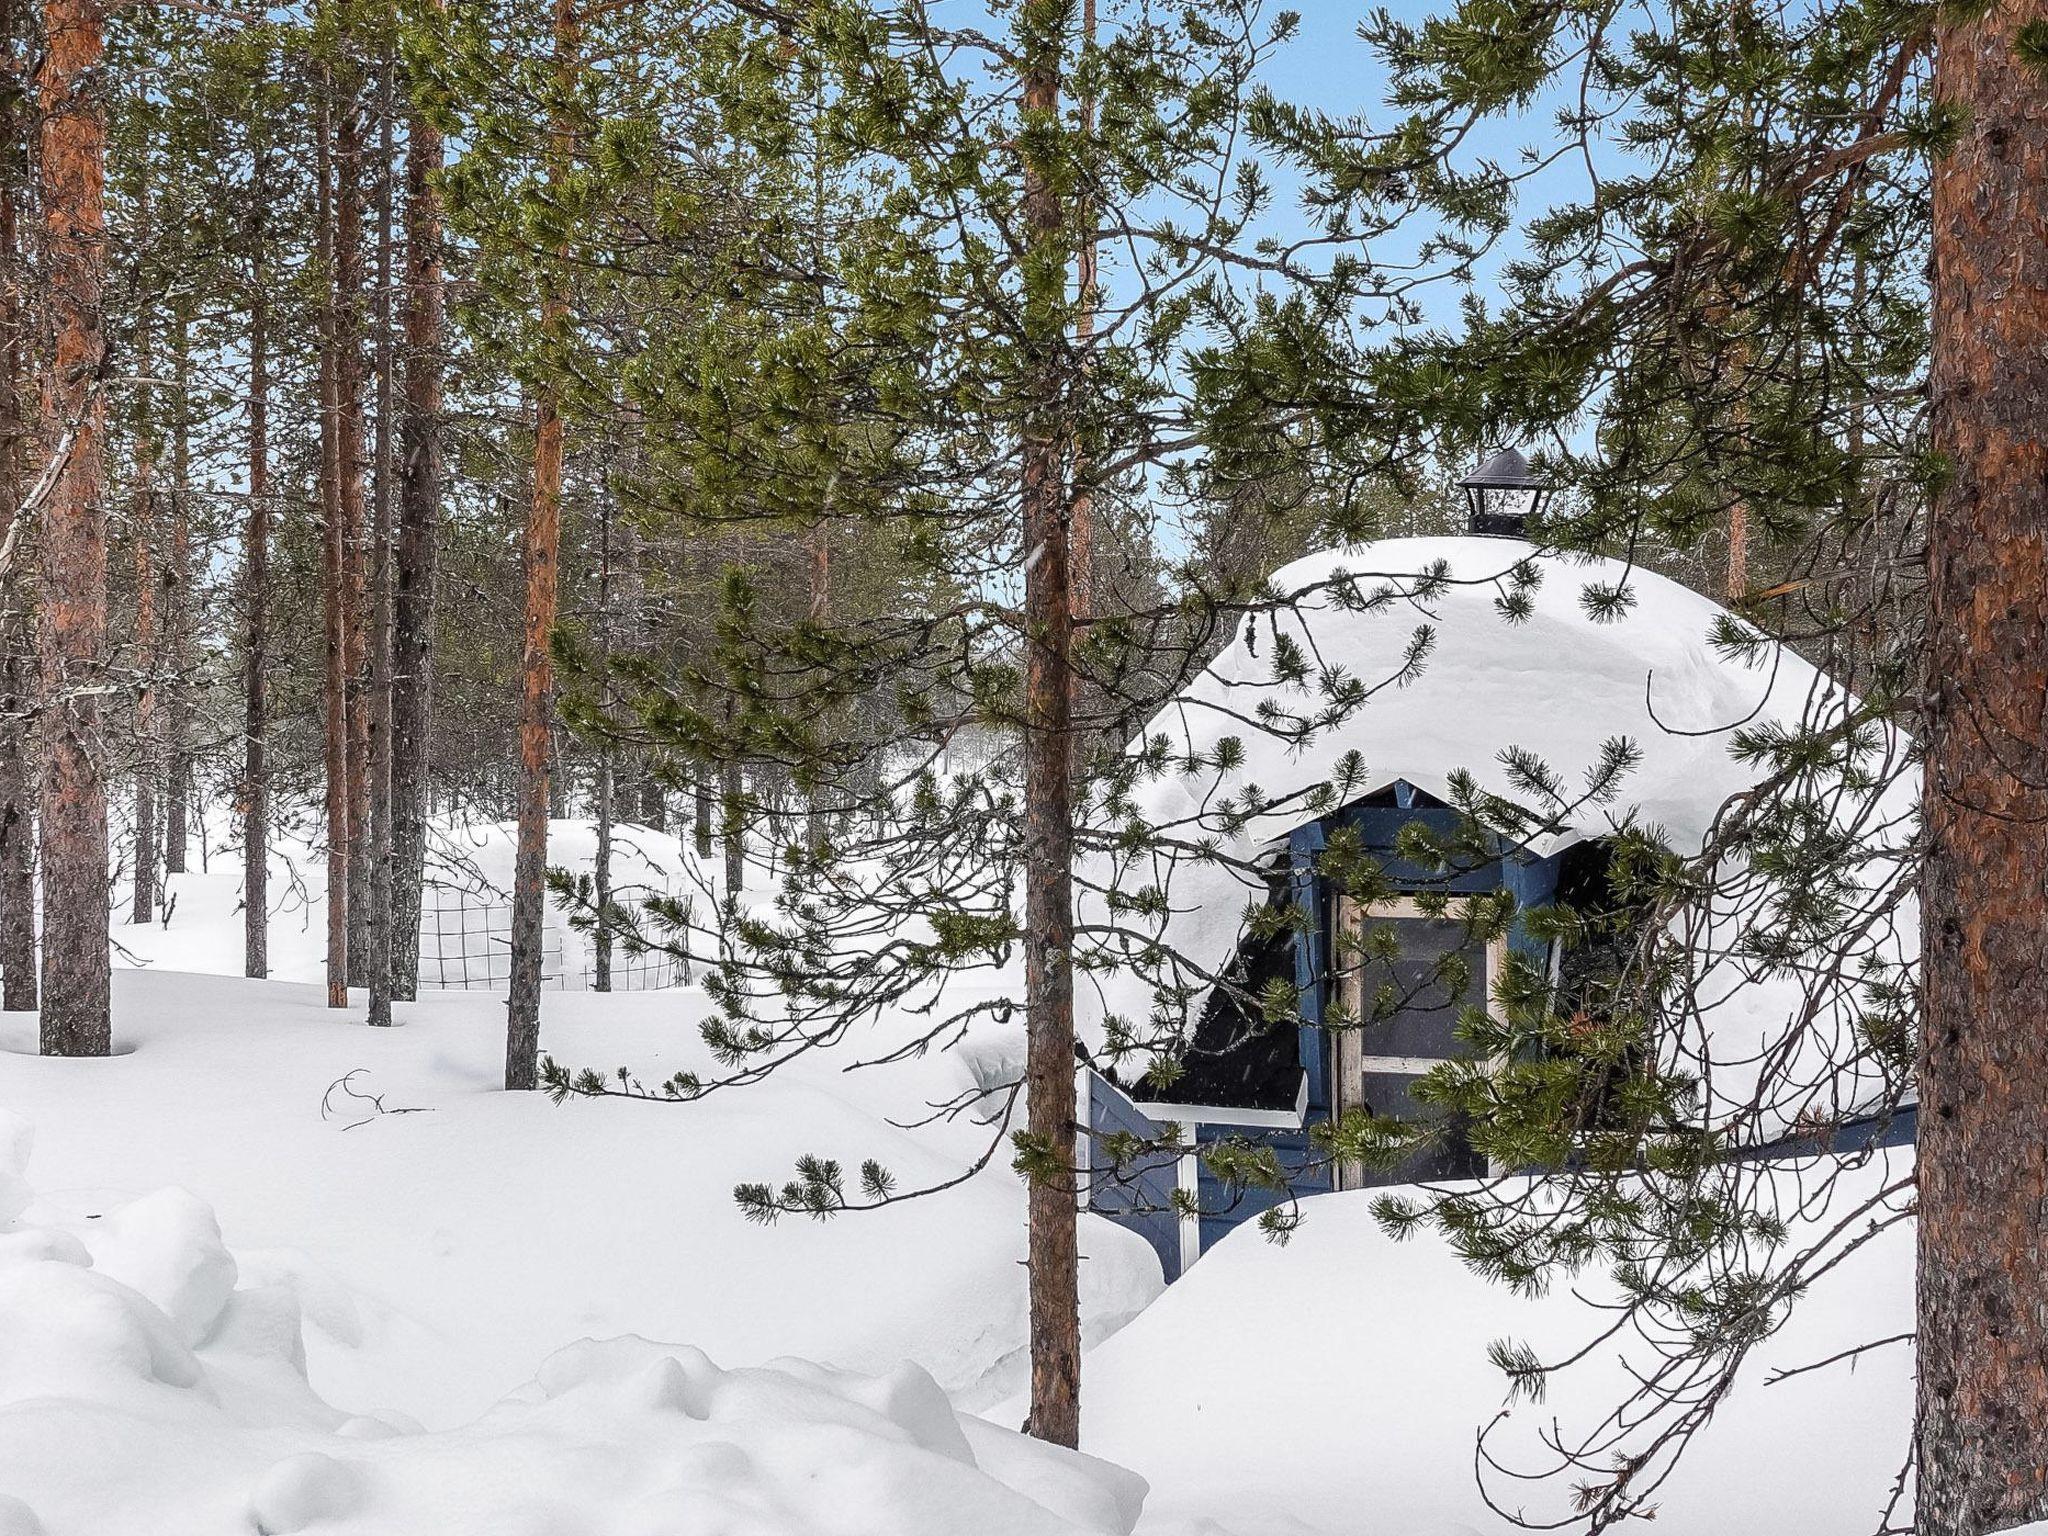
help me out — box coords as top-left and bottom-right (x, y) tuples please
(1077, 536), (1910, 1083)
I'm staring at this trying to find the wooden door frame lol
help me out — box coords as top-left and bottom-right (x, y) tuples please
(1329, 895), (1507, 1189)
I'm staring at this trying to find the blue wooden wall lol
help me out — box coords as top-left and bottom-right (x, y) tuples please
(1085, 1070), (1185, 1281)
(1082, 787), (1915, 1282)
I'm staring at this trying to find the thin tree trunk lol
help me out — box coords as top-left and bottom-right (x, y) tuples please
(693, 777), (712, 860)
(35, 0), (111, 1054)
(1018, 0), (1080, 1449)
(506, 0), (576, 1091)
(1067, 0), (1096, 671)
(161, 318), (191, 874)
(366, 56), (397, 1028)
(1915, 4), (2048, 1533)
(804, 521), (829, 853)
(338, 86), (371, 992)
(593, 480), (612, 992)
(242, 122), (270, 980)
(318, 83), (351, 1009)
(391, 25), (445, 1003)
(720, 754), (743, 899)
(0, 0), (31, 1010)
(128, 397), (157, 926)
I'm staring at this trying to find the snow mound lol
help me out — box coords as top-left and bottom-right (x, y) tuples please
(1079, 1155), (1914, 1536)
(0, 1138), (1148, 1536)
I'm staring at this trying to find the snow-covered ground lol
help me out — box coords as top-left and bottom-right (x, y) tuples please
(1075, 1157), (1914, 1536)
(1, 816), (1923, 1535)
(0, 1112), (1146, 1535)
(0, 823), (1169, 1533)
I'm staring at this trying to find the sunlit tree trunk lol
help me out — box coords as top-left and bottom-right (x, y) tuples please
(35, 0), (111, 1054)
(1915, 3), (2048, 1532)
(506, 0), (577, 1090)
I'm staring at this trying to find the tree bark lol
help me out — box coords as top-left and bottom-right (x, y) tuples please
(1916, 5), (2048, 1534)
(242, 121), (270, 980)
(337, 86), (372, 993)
(1018, 0), (1080, 1450)
(161, 319), (191, 874)
(391, 30), (445, 1003)
(0, 606), (32, 1010)
(592, 484), (613, 991)
(506, 0), (576, 1090)
(35, 0), (111, 1055)
(318, 84), (351, 1009)
(128, 398), (157, 927)
(719, 754), (743, 899)
(0, 0), (32, 1010)
(366, 56), (397, 1028)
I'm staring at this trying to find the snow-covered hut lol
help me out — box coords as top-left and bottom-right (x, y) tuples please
(1079, 521), (1915, 1282)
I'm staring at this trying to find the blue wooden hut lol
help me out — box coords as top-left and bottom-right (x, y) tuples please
(1078, 515), (1916, 1282)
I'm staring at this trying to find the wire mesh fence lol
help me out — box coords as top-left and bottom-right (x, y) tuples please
(416, 891), (695, 993)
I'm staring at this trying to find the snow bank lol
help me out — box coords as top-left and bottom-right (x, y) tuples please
(0, 971), (1161, 1426)
(1076, 1155), (1915, 1536)
(0, 1144), (1146, 1536)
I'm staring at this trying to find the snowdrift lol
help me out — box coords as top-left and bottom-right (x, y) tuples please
(0, 1112), (1147, 1536)
(0, 970), (1161, 1426)
(1078, 1156), (1915, 1536)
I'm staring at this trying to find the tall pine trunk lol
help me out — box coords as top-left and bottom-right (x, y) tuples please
(128, 407), (157, 926)
(161, 320), (191, 874)
(506, 0), (577, 1090)
(366, 59), (397, 1029)
(318, 84), (351, 1009)
(35, 0), (111, 1054)
(0, 0), (31, 1011)
(242, 132), (270, 980)
(391, 37), (445, 1004)
(1017, 0), (1080, 1450)
(1915, 3), (2048, 1531)
(592, 468), (612, 992)
(338, 89), (372, 993)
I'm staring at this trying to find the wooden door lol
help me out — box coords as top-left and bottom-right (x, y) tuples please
(1331, 897), (1499, 1189)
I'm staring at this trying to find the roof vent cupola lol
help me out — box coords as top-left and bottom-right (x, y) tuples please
(1459, 447), (1550, 538)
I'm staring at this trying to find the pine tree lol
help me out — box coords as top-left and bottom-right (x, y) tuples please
(1915, 2), (2048, 1527)
(535, 0), (1353, 1449)
(1238, 1), (2042, 1529)
(35, 0), (112, 1055)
